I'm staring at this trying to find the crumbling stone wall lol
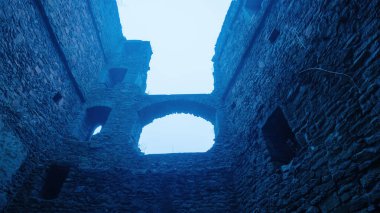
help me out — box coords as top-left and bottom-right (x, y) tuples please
(213, 0), (380, 211)
(38, 0), (106, 97)
(7, 149), (236, 212)
(1, 0), (236, 212)
(0, 0), (91, 208)
(0, 126), (26, 207)
(88, 0), (124, 59)
(2, 0), (379, 212)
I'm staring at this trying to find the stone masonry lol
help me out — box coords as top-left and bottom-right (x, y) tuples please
(0, 0), (379, 212)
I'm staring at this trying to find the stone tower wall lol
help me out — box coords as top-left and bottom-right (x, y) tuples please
(213, 0), (379, 211)
(1, 0), (379, 212)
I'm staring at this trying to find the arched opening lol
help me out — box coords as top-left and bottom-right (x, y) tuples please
(139, 113), (215, 154)
(138, 100), (216, 127)
(116, 0), (231, 94)
(82, 106), (111, 141)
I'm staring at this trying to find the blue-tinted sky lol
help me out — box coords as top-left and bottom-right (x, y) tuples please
(116, 0), (230, 154)
(139, 114), (214, 154)
(116, 0), (231, 94)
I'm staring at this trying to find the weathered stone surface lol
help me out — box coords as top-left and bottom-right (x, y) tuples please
(1, 0), (379, 212)
(213, 0), (380, 211)
(0, 126), (26, 209)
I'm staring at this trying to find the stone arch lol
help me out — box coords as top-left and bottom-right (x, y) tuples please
(138, 100), (216, 127)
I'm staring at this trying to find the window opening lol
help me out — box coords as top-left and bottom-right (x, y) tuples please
(83, 106), (111, 141)
(40, 164), (70, 200)
(269, 29), (280, 43)
(107, 68), (127, 87)
(52, 92), (63, 104)
(262, 107), (300, 167)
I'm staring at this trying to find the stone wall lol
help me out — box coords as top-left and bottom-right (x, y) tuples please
(1, 0), (236, 212)
(5, 138), (236, 212)
(88, 0), (125, 60)
(0, 0), (125, 209)
(39, 0), (106, 97)
(7, 165), (236, 213)
(0, 0), (88, 208)
(213, 0), (380, 211)
(2, 0), (379, 212)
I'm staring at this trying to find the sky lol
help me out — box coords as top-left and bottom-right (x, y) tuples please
(116, 0), (231, 94)
(116, 0), (230, 154)
(138, 114), (214, 154)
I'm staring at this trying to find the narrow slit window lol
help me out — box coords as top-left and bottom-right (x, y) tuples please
(269, 29), (280, 43)
(262, 107), (300, 167)
(40, 164), (70, 200)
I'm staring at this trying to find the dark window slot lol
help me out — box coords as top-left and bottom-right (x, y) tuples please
(262, 107), (300, 167)
(108, 68), (127, 87)
(40, 165), (70, 199)
(52, 92), (63, 104)
(83, 106), (112, 141)
(269, 29), (280, 43)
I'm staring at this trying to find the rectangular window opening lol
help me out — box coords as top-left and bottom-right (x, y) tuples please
(40, 164), (70, 200)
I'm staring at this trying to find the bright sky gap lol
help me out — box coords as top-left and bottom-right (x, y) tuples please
(116, 0), (230, 154)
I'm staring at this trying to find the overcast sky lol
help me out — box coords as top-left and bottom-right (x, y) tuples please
(116, 0), (231, 94)
(116, 0), (231, 154)
(138, 114), (215, 154)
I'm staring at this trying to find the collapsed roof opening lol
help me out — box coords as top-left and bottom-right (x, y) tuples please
(116, 0), (231, 94)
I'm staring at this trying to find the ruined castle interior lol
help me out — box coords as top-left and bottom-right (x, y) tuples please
(1, 0), (379, 212)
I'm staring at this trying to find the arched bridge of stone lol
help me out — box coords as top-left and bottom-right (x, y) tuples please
(137, 94), (218, 127)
